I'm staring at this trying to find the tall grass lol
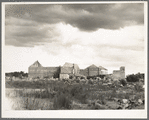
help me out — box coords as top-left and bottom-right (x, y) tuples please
(53, 93), (71, 110)
(6, 78), (144, 110)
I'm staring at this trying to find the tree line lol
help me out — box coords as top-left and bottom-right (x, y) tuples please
(5, 71), (28, 78)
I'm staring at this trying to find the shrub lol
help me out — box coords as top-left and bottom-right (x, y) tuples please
(69, 75), (73, 79)
(69, 74), (75, 79)
(80, 76), (85, 79)
(24, 97), (40, 110)
(87, 75), (106, 79)
(70, 84), (82, 96)
(44, 76), (49, 79)
(87, 76), (94, 79)
(134, 83), (144, 92)
(75, 79), (80, 83)
(53, 93), (71, 109)
(126, 74), (139, 82)
(69, 84), (88, 104)
(76, 93), (88, 104)
(108, 89), (117, 100)
(120, 79), (127, 86)
(88, 79), (93, 84)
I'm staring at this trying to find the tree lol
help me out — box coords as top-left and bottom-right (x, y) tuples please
(126, 73), (144, 82)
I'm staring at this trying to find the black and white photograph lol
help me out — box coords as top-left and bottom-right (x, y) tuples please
(2, 1), (147, 118)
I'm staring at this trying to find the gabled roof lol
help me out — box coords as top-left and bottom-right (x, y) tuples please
(61, 67), (73, 74)
(63, 62), (79, 68)
(86, 64), (98, 69)
(99, 66), (107, 70)
(61, 62), (80, 74)
(29, 60), (42, 67)
(63, 62), (73, 67)
(85, 64), (107, 70)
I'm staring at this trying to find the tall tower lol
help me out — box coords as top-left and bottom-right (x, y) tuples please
(120, 66), (125, 79)
(120, 66), (125, 72)
(72, 63), (75, 75)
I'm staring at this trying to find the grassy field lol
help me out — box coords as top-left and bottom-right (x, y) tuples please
(5, 78), (144, 110)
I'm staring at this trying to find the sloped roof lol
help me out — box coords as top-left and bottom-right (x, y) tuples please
(61, 62), (80, 74)
(63, 62), (73, 67)
(85, 64), (107, 70)
(60, 67), (73, 74)
(63, 62), (79, 68)
(99, 66), (107, 70)
(86, 64), (98, 69)
(29, 61), (42, 67)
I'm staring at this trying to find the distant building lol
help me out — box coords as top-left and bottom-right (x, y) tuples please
(79, 64), (108, 77)
(28, 61), (108, 79)
(60, 62), (80, 79)
(28, 61), (60, 79)
(99, 66), (108, 75)
(112, 66), (125, 80)
(28, 61), (80, 79)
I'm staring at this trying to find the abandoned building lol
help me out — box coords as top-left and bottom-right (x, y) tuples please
(59, 62), (80, 79)
(112, 66), (125, 80)
(28, 61), (108, 79)
(28, 61), (60, 79)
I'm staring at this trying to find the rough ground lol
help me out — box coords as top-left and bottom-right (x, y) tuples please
(5, 88), (53, 110)
(5, 78), (145, 110)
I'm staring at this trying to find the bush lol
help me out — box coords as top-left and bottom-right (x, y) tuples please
(87, 76), (94, 79)
(69, 74), (75, 79)
(75, 79), (80, 83)
(134, 83), (144, 92)
(53, 93), (71, 109)
(44, 76), (49, 79)
(70, 84), (82, 96)
(120, 79), (127, 86)
(69, 75), (73, 79)
(80, 76), (85, 79)
(126, 74), (140, 82)
(24, 97), (40, 110)
(88, 79), (93, 84)
(87, 75), (106, 79)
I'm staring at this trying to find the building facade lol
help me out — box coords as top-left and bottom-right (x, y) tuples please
(79, 64), (108, 77)
(112, 66), (125, 80)
(28, 61), (108, 79)
(28, 61), (60, 79)
(59, 62), (80, 79)
(28, 61), (80, 79)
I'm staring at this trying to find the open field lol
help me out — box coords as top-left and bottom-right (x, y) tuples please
(5, 78), (144, 110)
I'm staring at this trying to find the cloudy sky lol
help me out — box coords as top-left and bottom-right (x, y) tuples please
(4, 3), (146, 75)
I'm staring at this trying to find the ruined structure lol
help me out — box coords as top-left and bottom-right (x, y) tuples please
(112, 66), (125, 80)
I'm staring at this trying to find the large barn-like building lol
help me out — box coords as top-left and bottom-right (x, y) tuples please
(59, 62), (80, 79)
(80, 64), (108, 76)
(28, 61), (60, 79)
(28, 61), (81, 79)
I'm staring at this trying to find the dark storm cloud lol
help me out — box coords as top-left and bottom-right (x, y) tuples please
(6, 3), (144, 31)
(5, 23), (60, 47)
(64, 3), (144, 31)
